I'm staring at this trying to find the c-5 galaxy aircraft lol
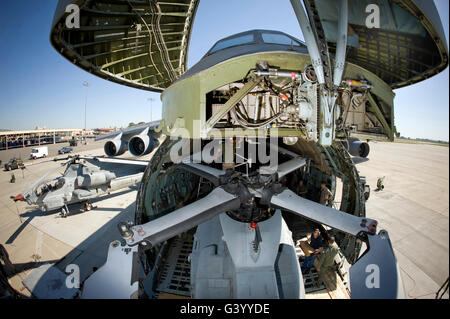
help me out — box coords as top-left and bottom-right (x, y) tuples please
(13, 155), (147, 216)
(49, 0), (448, 298)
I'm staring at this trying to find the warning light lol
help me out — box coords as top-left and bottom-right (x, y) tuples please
(250, 222), (257, 229)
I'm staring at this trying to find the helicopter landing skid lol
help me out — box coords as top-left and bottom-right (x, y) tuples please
(60, 204), (70, 218)
(59, 202), (97, 218)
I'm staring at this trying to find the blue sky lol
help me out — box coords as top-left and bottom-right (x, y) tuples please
(0, 0), (448, 141)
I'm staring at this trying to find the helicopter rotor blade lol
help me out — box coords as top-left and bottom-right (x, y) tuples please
(178, 162), (226, 186)
(80, 156), (149, 167)
(270, 189), (377, 236)
(83, 187), (240, 299)
(349, 230), (404, 298)
(120, 187), (240, 248)
(259, 156), (307, 179)
(23, 158), (57, 167)
(21, 155), (74, 168)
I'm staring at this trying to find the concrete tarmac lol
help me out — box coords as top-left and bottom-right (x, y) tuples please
(0, 138), (101, 165)
(355, 141), (449, 299)
(0, 140), (448, 298)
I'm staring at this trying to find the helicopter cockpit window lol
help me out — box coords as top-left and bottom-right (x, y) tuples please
(209, 34), (255, 54)
(261, 33), (302, 46)
(56, 178), (65, 189)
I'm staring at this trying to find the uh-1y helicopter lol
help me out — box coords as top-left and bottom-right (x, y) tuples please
(12, 155), (148, 217)
(48, 0), (448, 298)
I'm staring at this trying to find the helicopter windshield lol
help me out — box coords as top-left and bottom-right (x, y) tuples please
(55, 178), (65, 189)
(34, 178), (64, 197)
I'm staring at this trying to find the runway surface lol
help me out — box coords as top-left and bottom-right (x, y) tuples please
(355, 141), (448, 299)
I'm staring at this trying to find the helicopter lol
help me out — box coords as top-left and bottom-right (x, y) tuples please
(12, 155), (148, 217)
(47, 0), (448, 298)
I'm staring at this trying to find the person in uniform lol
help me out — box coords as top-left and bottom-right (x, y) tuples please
(319, 182), (333, 206)
(315, 236), (340, 287)
(377, 176), (385, 191)
(296, 179), (308, 198)
(300, 229), (324, 274)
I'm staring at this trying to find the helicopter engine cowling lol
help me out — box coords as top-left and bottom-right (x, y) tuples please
(77, 172), (116, 188)
(346, 138), (370, 158)
(128, 131), (158, 157)
(104, 136), (127, 157)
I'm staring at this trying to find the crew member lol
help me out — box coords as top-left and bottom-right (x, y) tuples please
(315, 236), (340, 287)
(300, 228), (323, 274)
(297, 180), (308, 198)
(320, 182), (333, 206)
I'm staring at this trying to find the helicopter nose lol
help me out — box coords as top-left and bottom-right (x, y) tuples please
(12, 194), (25, 202)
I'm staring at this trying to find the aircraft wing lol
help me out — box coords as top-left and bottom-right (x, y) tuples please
(50, 0), (200, 92)
(94, 120), (161, 141)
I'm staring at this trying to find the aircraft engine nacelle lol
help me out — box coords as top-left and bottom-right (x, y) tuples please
(346, 138), (370, 158)
(104, 135), (127, 157)
(128, 130), (159, 157)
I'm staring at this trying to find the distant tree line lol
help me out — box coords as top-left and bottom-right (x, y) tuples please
(128, 122), (146, 127)
(399, 136), (449, 144)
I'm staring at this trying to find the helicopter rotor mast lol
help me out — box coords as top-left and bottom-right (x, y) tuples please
(82, 159), (403, 299)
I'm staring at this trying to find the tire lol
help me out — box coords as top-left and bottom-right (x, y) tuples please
(364, 185), (370, 200)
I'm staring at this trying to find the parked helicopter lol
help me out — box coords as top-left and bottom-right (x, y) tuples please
(12, 155), (148, 217)
(47, 0), (447, 299)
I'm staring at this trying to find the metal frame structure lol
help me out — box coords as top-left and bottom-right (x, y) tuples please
(50, 0), (200, 92)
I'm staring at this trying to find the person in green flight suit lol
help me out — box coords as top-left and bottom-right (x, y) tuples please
(315, 236), (340, 288)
